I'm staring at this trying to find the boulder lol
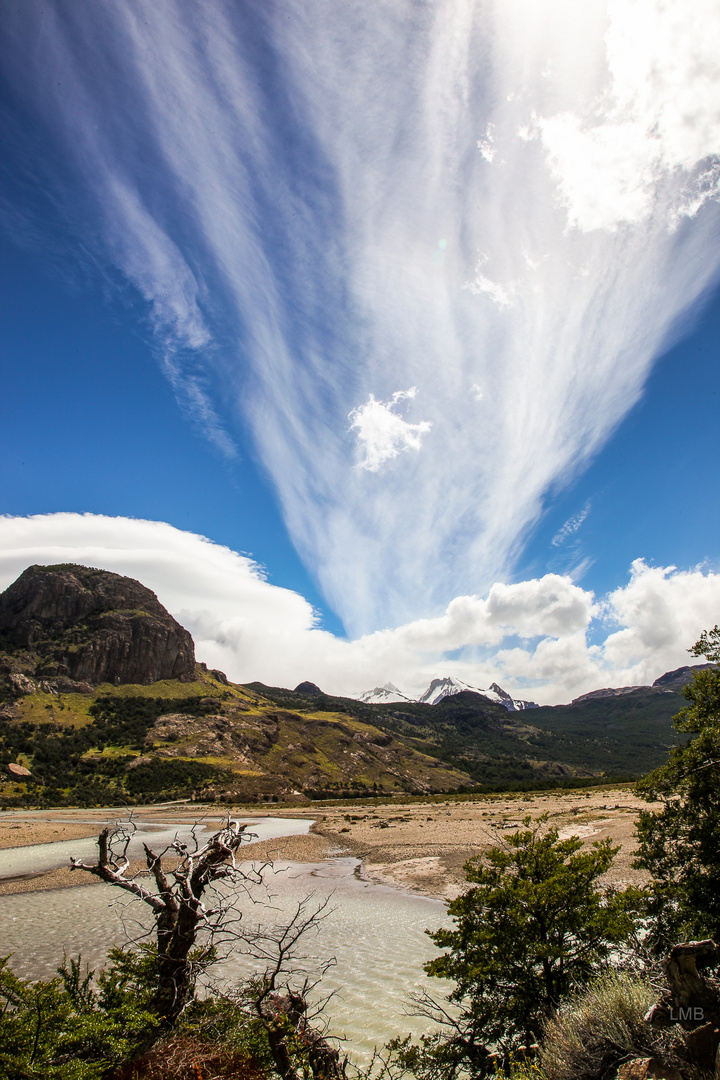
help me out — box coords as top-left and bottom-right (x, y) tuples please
(7, 762), (32, 779)
(616, 1059), (683, 1080)
(6, 673), (36, 696)
(645, 939), (720, 1075)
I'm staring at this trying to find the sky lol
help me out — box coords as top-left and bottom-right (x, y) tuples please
(1, 0), (719, 705)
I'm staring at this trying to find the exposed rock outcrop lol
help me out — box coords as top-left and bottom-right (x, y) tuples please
(643, 939), (720, 1078)
(0, 564), (195, 687)
(7, 762), (32, 779)
(294, 681), (323, 695)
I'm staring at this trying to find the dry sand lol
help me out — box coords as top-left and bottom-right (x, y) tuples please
(0, 819), (104, 850)
(0, 788), (655, 900)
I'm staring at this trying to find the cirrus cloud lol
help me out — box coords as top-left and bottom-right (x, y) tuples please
(2, 1), (719, 635)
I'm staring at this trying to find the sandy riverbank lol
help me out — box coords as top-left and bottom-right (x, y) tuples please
(0, 808), (334, 895)
(310, 787), (655, 898)
(0, 787), (654, 900)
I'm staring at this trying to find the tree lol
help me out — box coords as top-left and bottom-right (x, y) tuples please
(69, 817), (346, 1079)
(402, 816), (643, 1078)
(635, 627), (720, 947)
(71, 817), (260, 1025)
(0, 954), (158, 1079)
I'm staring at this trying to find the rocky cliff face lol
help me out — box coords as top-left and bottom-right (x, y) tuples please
(0, 564), (195, 686)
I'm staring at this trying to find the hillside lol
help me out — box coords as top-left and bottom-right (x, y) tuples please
(0, 564), (697, 806)
(0, 669), (470, 806)
(0, 564), (195, 685)
(247, 676), (690, 790)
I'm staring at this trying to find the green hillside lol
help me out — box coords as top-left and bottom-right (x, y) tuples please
(0, 666), (470, 807)
(245, 680), (689, 790)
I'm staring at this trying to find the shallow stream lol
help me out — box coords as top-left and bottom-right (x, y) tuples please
(0, 817), (450, 1060)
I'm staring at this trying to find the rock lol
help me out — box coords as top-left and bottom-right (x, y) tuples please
(6, 673), (37, 696)
(353, 730), (392, 746)
(125, 755), (153, 771)
(294, 681), (323, 695)
(647, 939), (720, 1031)
(684, 1022), (720, 1068)
(645, 939), (720, 1076)
(51, 677), (95, 694)
(616, 1058), (683, 1080)
(210, 668), (228, 685)
(7, 762), (32, 778)
(0, 564), (195, 685)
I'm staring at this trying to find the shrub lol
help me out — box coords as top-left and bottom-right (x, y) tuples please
(538, 972), (683, 1080)
(425, 817), (644, 1058)
(635, 627), (720, 947)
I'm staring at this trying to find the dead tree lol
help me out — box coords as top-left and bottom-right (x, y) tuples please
(70, 817), (263, 1025)
(229, 895), (346, 1080)
(71, 818), (346, 1080)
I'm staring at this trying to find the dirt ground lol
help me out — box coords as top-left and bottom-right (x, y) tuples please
(310, 787), (656, 898)
(0, 787), (656, 900)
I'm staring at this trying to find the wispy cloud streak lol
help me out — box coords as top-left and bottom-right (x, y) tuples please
(1, 0), (719, 631)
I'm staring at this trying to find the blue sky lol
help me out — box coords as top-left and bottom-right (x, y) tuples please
(1, 0), (719, 702)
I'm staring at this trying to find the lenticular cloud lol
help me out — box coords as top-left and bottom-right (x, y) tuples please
(2, 0), (719, 632)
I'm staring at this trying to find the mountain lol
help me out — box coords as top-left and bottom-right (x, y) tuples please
(0, 564), (707, 807)
(417, 676), (539, 710)
(358, 682), (417, 704)
(571, 665), (714, 704)
(0, 565), (470, 805)
(356, 676), (538, 711)
(0, 564), (195, 687)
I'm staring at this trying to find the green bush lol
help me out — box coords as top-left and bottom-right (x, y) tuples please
(635, 627), (720, 947)
(0, 954), (158, 1079)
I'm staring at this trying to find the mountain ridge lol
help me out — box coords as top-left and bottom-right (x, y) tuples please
(358, 675), (539, 711)
(0, 564), (706, 806)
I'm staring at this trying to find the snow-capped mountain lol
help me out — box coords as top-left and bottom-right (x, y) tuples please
(357, 682), (417, 705)
(356, 677), (538, 711)
(486, 682), (539, 711)
(416, 677), (537, 710)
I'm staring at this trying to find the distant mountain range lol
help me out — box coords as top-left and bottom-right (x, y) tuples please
(360, 665), (712, 712)
(358, 676), (538, 710)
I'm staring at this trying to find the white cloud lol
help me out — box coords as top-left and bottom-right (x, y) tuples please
(463, 268), (518, 308)
(2, 2), (720, 633)
(348, 389), (432, 472)
(551, 501), (591, 547)
(538, 113), (658, 231)
(477, 123), (496, 163)
(535, 0), (720, 232)
(1, 515), (717, 707)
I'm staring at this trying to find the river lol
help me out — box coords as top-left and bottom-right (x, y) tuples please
(0, 815), (451, 1060)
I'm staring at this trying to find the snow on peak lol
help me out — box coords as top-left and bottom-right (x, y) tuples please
(358, 682), (415, 704)
(355, 676), (538, 710)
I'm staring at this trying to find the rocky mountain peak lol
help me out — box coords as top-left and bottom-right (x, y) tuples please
(0, 564), (195, 687)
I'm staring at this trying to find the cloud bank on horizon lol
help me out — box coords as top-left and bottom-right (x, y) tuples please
(1, 514), (719, 706)
(2, 0), (720, 634)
